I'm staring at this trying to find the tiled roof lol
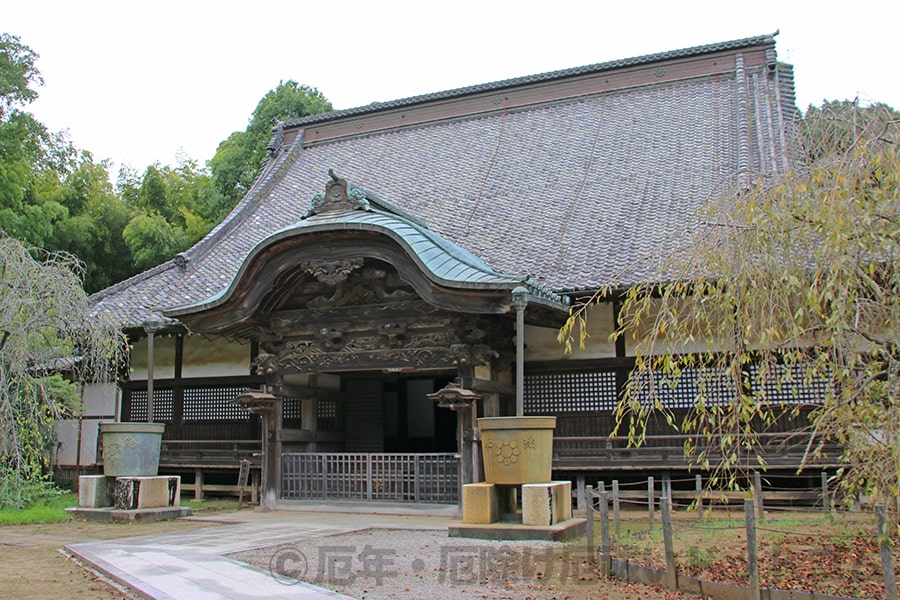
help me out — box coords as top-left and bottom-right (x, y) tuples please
(90, 33), (794, 329)
(283, 33), (779, 129)
(166, 206), (568, 318)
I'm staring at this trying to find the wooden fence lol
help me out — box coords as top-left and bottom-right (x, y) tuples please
(281, 453), (459, 504)
(585, 485), (898, 600)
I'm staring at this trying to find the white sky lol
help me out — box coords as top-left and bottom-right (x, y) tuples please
(5, 0), (900, 174)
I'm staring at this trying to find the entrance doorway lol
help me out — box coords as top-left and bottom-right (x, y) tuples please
(383, 376), (456, 452)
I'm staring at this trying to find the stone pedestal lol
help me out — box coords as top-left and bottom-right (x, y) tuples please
(114, 476), (181, 510)
(78, 475), (113, 508)
(522, 481), (572, 526)
(453, 416), (584, 540)
(463, 483), (499, 524)
(71, 474), (187, 521)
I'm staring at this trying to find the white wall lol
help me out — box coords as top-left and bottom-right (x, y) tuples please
(53, 383), (118, 468)
(526, 302), (616, 360)
(130, 334), (252, 379)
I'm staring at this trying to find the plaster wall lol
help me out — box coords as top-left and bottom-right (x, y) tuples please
(526, 298), (742, 361)
(525, 302), (616, 360)
(130, 335), (252, 379)
(53, 383), (115, 467)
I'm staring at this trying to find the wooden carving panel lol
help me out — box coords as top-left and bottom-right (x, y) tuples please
(256, 259), (513, 374)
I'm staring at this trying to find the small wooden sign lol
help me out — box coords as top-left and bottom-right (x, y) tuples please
(237, 459), (251, 509)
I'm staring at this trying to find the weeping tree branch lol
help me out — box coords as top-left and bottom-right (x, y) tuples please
(0, 234), (125, 508)
(562, 100), (900, 502)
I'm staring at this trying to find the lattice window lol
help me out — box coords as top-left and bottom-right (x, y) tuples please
(630, 367), (735, 409)
(183, 386), (251, 420)
(749, 364), (829, 404)
(282, 397), (302, 420)
(127, 388), (174, 422)
(318, 399), (337, 419)
(524, 370), (618, 413)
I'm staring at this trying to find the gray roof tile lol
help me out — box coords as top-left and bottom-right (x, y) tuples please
(91, 34), (794, 329)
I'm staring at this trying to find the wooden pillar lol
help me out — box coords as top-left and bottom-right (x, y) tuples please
(301, 395), (318, 453)
(470, 401), (483, 482)
(143, 321), (163, 423)
(231, 391), (280, 510)
(272, 396), (283, 502)
(194, 468), (203, 501)
(512, 287), (528, 417)
(483, 393), (500, 417)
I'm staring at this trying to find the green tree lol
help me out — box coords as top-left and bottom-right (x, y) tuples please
(122, 211), (189, 271)
(209, 80), (332, 211)
(0, 33), (41, 120)
(0, 236), (124, 507)
(561, 101), (900, 502)
(50, 158), (135, 292)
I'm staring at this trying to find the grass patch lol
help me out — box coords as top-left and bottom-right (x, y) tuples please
(0, 493), (76, 525)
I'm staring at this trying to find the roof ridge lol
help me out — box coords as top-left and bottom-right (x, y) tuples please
(282, 33), (777, 130)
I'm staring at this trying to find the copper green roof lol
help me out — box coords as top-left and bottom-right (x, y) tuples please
(166, 181), (567, 318)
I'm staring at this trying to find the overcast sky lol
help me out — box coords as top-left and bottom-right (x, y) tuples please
(6, 1), (899, 174)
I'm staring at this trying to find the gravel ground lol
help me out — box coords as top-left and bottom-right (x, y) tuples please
(230, 527), (690, 600)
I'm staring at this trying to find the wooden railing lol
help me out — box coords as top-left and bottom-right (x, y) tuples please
(282, 453), (459, 504)
(552, 433), (843, 471)
(158, 439), (261, 468)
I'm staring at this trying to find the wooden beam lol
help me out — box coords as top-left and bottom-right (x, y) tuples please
(280, 384), (344, 402)
(457, 377), (515, 396)
(278, 429), (345, 443)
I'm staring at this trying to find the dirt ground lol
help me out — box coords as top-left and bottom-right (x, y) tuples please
(233, 528), (699, 600)
(0, 518), (213, 599)
(1, 505), (888, 599)
(610, 508), (892, 600)
(0, 518), (696, 600)
(0, 507), (699, 600)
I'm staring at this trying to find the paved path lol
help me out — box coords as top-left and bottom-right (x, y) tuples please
(66, 503), (457, 600)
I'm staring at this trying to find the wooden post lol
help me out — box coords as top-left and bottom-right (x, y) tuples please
(745, 498), (761, 600)
(237, 459), (250, 509)
(662, 471), (672, 500)
(577, 475), (586, 512)
(661, 496), (677, 591)
(753, 471), (764, 520)
(512, 287), (527, 416)
(695, 474), (704, 521)
(145, 326), (156, 423)
(599, 490), (611, 578)
(612, 480), (621, 537)
(599, 480), (606, 494)
(585, 485), (595, 563)
(194, 468), (203, 501)
(648, 476), (655, 527)
(821, 471), (830, 512)
(366, 453), (373, 501)
(877, 504), (898, 600)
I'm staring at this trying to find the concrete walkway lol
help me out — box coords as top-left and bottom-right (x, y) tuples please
(66, 502), (458, 600)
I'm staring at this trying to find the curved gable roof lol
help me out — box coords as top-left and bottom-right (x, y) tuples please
(166, 177), (567, 324)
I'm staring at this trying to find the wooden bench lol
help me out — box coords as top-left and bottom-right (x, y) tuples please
(158, 440), (262, 501)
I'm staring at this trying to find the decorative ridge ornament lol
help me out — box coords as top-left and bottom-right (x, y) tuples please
(303, 169), (372, 218)
(302, 170), (431, 228)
